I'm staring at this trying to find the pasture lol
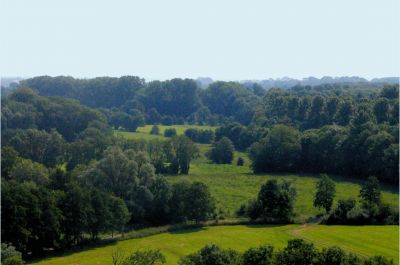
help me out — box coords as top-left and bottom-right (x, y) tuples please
(28, 129), (400, 265)
(114, 129), (399, 222)
(30, 225), (399, 265)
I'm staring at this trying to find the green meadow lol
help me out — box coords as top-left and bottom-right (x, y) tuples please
(27, 128), (399, 265)
(114, 128), (398, 222)
(30, 225), (398, 265)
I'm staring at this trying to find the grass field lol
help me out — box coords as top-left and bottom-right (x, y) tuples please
(293, 225), (399, 262)
(114, 129), (399, 222)
(29, 128), (399, 265)
(136, 124), (217, 135)
(30, 225), (399, 265)
(114, 124), (217, 141)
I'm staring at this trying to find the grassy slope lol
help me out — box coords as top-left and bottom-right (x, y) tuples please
(29, 128), (399, 265)
(294, 225), (399, 262)
(30, 225), (398, 265)
(115, 128), (399, 222)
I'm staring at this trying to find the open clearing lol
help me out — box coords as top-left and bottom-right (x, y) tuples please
(30, 225), (399, 265)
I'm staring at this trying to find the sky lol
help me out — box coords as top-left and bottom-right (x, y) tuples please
(1, 0), (399, 80)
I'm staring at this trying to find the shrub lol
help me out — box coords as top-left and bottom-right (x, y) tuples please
(208, 137), (234, 164)
(242, 245), (274, 265)
(164, 128), (177, 137)
(364, 256), (394, 265)
(237, 157), (244, 166)
(179, 244), (240, 265)
(275, 239), (316, 265)
(185, 128), (215, 144)
(150, 125), (160, 135)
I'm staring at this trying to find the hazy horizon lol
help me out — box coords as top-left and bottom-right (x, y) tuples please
(1, 0), (399, 79)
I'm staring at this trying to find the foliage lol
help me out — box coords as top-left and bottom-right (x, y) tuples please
(164, 128), (177, 137)
(313, 174), (336, 213)
(241, 245), (274, 265)
(121, 249), (166, 265)
(150, 125), (160, 135)
(165, 136), (199, 174)
(215, 123), (267, 150)
(179, 244), (240, 265)
(325, 178), (398, 225)
(249, 125), (301, 173)
(236, 157), (244, 166)
(29, 225), (398, 265)
(208, 137), (234, 164)
(1, 243), (24, 264)
(245, 180), (296, 223)
(360, 176), (382, 208)
(2, 87), (107, 141)
(275, 239), (316, 265)
(184, 128), (215, 144)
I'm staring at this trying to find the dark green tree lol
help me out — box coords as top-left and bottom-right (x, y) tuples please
(249, 125), (301, 173)
(242, 245), (274, 265)
(208, 137), (234, 164)
(256, 180), (296, 223)
(179, 244), (239, 265)
(360, 176), (381, 208)
(237, 157), (244, 166)
(275, 239), (316, 265)
(168, 136), (199, 174)
(164, 128), (177, 137)
(186, 182), (215, 223)
(313, 174), (336, 213)
(150, 125), (160, 135)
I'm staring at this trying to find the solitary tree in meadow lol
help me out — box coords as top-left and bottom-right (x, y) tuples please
(150, 125), (160, 135)
(314, 174), (336, 213)
(208, 137), (234, 164)
(360, 176), (381, 210)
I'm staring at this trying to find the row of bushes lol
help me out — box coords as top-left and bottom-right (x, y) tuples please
(108, 239), (394, 265)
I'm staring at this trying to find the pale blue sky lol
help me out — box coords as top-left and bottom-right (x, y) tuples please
(1, 0), (399, 80)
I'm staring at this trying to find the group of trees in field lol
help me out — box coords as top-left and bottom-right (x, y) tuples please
(238, 175), (398, 225)
(324, 176), (398, 225)
(1, 89), (216, 259)
(184, 128), (215, 143)
(238, 179), (297, 223)
(178, 239), (393, 265)
(2, 78), (399, 263)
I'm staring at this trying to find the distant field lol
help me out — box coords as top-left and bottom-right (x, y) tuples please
(114, 124), (217, 141)
(137, 124), (217, 135)
(30, 225), (398, 265)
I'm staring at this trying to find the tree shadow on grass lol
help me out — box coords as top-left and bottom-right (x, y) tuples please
(28, 239), (119, 263)
(168, 226), (207, 234)
(244, 223), (292, 229)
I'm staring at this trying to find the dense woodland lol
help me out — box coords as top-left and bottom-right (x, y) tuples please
(1, 76), (399, 263)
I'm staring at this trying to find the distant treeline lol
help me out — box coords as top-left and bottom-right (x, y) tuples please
(20, 76), (398, 129)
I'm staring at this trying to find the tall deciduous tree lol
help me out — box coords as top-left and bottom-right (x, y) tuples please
(313, 174), (336, 213)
